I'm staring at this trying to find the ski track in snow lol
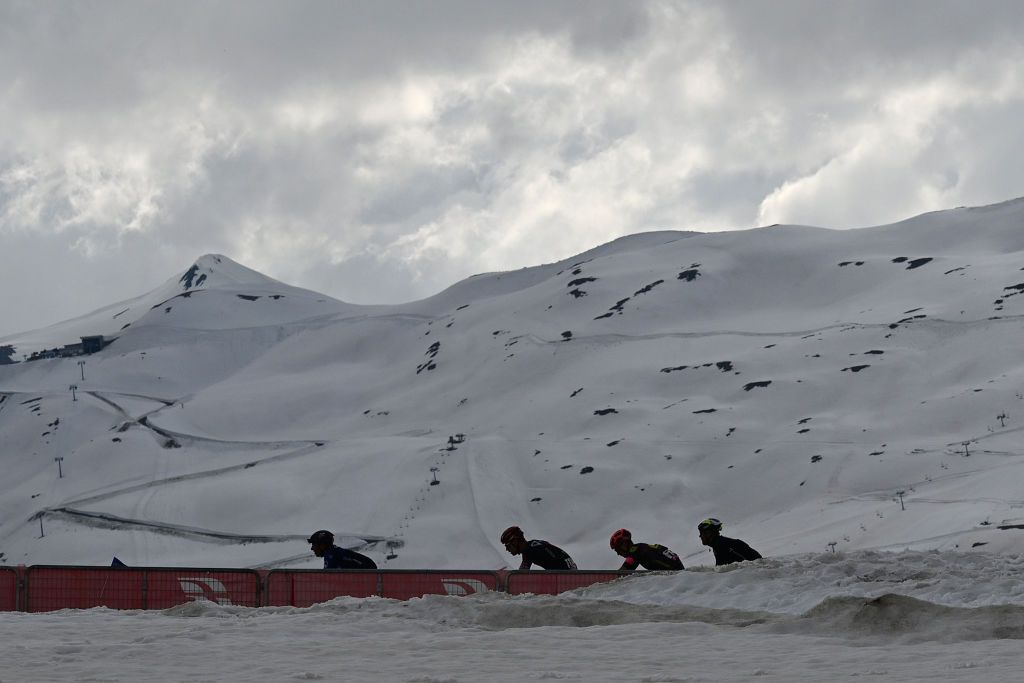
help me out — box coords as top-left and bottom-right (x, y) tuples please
(7, 389), (402, 554)
(512, 313), (1024, 347)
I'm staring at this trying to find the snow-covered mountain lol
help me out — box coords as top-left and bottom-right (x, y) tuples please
(2, 198), (1023, 570)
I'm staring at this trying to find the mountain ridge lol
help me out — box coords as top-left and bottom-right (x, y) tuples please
(1, 198), (1023, 569)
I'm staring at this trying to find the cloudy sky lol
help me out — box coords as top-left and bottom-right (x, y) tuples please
(2, 0), (1023, 336)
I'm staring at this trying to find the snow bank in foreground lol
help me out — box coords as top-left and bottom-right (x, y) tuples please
(3, 551), (1024, 682)
(581, 549), (1024, 613)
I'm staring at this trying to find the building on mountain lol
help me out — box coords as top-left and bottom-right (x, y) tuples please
(25, 335), (112, 362)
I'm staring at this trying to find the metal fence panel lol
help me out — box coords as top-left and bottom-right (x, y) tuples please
(26, 566), (146, 612)
(380, 570), (499, 600)
(0, 567), (17, 611)
(145, 569), (261, 608)
(25, 566), (261, 612)
(506, 571), (629, 595)
(265, 570), (380, 607)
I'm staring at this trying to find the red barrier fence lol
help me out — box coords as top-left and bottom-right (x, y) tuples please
(381, 570), (499, 600)
(2, 566), (631, 611)
(0, 567), (18, 611)
(265, 570), (500, 607)
(266, 570), (379, 607)
(506, 570), (630, 596)
(24, 566), (261, 612)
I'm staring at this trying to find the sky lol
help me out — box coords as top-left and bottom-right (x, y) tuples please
(2, 0), (1023, 336)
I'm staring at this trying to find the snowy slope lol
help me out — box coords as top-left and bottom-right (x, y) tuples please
(3, 551), (1024, 682)
(1, 199), (1024, 571)
(0, 254), (354, 359)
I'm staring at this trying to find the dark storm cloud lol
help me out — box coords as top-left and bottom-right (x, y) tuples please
(2, 0), (1023, 336)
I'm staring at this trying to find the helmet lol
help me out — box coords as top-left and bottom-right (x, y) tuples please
(609, 528), (632, 549)
(307, 529), (334, 545)
(697, 518), (723, 533)
(500, 526), (524, 544)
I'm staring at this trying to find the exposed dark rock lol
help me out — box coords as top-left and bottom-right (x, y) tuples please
(743, 381), (772, 391)
(906, 257), (933, 270)
(580, 466), (594, 474)
(693, 408), (717, 414)
(634, 280), (664, 296)
(677, 269), (701, 282)
(843, 365), (870, 373)
(561, 331), (573, 340)
(567, 277), (597, 287)
(179, 265), (201, 289)
(417, 342), (441, 374)
(594, 408), (619, 415)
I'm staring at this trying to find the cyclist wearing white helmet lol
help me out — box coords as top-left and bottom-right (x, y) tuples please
(697, 518), (762, 566)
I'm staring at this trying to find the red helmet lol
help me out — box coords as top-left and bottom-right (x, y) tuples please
(500, 526), (524, 544)
(610, 528), (632, 549)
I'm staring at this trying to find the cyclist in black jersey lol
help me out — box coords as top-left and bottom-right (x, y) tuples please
(500, 526), (577, 570)
(609, 529), (684, 570)
(697, 518), (762, 566)
(308, 529), (378, 569)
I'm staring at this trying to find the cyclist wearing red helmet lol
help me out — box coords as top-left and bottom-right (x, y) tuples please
(609, 528), (683, 571)
(500, 526), (577, 570)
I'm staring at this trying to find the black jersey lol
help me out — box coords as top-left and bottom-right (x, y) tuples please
(520, 539), (577, 570)
(323, 545), (377, 570)
(618, 543), (684, 571)
(709, 535), (761, 566)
